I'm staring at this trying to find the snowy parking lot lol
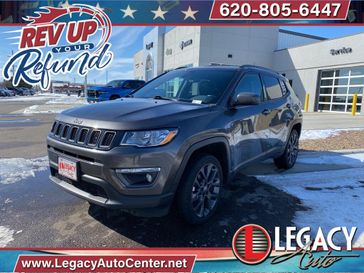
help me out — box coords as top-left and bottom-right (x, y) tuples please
(0, 95), (363, 248)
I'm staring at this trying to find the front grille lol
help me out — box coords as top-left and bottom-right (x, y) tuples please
(89, 130), (101, 146)
(78, 128), (89, 143)
(61, 125), (70, 139)
(69, 127), (78, 141)
(100, 131), (116, 147)
(87, 90), (99, 98)
(50, 121), (117, 149)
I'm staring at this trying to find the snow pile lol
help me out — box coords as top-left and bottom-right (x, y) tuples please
(0, 96), (52, 102)
(256, 152), (364, 246)
(0, 156), (49, 184)
(46, 95), (87, 105)
(0, 226), (14, 247)
(301, 128), (364, 140)
(298, 152), (364, 167)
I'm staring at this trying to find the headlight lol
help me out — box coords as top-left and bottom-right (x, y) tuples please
(120, 129), (178, 147)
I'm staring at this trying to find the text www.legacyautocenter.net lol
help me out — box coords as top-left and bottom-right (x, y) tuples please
(18, 257), (190, 271)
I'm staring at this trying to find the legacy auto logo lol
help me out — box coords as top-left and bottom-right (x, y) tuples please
(232, 224), (360, 269)
(232, 224), (271, 264)
(2, 3), (113, 90)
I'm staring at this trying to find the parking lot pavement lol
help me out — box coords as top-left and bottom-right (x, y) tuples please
(0, 167), (303, 248)
(1, 151), (363, 248)
(0, 98), (363, 248)
(0, 95), (85, 158)
(303, 112), (364, 130)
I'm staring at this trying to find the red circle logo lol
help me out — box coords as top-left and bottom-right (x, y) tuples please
(232, 224), (272, 265)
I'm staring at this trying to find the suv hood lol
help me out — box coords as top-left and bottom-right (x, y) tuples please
(88, 85), (116, 91)
(58, 98), (211, 130)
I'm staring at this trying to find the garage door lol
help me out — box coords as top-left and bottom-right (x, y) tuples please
(318, 67), (363, 113)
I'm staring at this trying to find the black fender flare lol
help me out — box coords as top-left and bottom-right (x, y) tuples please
(167, 136), (231, 194)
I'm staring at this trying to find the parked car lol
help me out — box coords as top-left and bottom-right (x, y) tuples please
(87, 79), (145, 103)
(5, 88), (16, 96)
(0, 89), (8, 97)
(48, 65), (302, 224)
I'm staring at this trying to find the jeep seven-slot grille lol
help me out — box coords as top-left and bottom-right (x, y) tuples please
(50, 121), (116, 149)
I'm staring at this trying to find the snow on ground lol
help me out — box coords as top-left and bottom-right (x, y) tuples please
(0, 94), (60, 102)
(256, 152), (364, 247)
(0, 156), (48, 184)
(17, 95), (87, 114)
(22, 105), (68, 114)
(45, 95), (87, 105)
(297, 151), (364, 167)
(301, 128), (364, 140)
(0, 226), (14, 247)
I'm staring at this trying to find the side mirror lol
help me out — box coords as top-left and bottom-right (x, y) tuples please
(233, 92), (260, 106)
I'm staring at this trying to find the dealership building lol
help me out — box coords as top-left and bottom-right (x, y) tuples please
(134, 27), (364, 113)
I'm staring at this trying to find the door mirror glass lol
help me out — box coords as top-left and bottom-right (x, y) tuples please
(234, 92), (261, 106)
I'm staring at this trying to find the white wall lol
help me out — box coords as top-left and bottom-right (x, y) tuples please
(163, 26), (201, 71)
(198, 27), (279, 68)
(143, 27), (166, 80)
(133, 50), (144, 80)
(273, 32), (364, 111)
(277, 31), (324, 50)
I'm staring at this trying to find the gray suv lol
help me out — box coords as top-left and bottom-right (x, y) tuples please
(47, 65), (302, 224)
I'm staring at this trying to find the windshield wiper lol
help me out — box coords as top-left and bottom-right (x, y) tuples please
(153, 95), (174, 101)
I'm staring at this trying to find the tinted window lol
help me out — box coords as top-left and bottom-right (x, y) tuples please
(234, 73), (263, 100)
(279, 80), (288, 96)
(123, 81), (132, 89)
(106, 80), (124, 87)
(262, 75), (283, 100)
(124, 81), (143, 89)
(132, 69), (237, 104)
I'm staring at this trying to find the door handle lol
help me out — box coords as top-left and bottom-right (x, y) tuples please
(262, 109), (271, 115)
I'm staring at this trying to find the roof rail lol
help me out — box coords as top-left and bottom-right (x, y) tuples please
(240, 65), (280, 74)
(209, 63), (238, 67)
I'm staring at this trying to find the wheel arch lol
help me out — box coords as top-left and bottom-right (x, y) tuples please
(171, 137), (232, 194)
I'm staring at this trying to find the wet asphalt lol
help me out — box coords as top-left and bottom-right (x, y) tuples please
(0, 100), (304, 247)
(0, 169), (304, 248)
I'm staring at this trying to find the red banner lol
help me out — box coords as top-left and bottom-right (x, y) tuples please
(210, 0), (351, 20)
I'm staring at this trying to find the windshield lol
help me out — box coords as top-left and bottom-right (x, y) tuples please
(106, 80), (125, 87)
(132, 69), (237, 104)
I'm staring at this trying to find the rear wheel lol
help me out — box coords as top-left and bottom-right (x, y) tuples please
(274, 129), (299, 169)
(177, 154), (223, 224)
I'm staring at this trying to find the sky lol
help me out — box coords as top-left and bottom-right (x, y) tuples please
(1, 25), (364, 85)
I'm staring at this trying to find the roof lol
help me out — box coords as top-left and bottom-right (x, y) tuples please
(279, 29), (327, 41)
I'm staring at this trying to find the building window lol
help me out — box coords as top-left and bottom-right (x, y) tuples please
(318, 67), (363, 113)
(228, 54), (233, 58)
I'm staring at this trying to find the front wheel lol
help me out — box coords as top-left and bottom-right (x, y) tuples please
(177, 154), (223, 224)
(274, 129), (299, 169)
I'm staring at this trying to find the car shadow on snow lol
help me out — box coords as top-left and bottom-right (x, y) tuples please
(88, 173), (307, 247)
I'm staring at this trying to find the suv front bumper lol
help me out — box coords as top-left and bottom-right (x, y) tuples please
(47, 136), (179, 216)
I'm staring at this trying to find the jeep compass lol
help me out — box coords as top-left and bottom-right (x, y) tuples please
(47, 65), (302, 224)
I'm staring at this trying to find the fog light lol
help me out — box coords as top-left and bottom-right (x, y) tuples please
(115, 168), (160, 187)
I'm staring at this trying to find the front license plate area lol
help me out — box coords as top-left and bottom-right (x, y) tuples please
(58, 157), (78, 181)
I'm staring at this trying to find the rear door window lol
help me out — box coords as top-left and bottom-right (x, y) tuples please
(262, 75), (283, 100)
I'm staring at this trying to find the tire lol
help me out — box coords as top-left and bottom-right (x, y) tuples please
(177, 154), (223, 224)
(274, 129), (299, 169)
(110, 95), (120, 100)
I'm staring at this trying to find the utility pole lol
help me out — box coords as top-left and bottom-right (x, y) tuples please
(84, 74), (87, 96)
(7, 50), (15, 80)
